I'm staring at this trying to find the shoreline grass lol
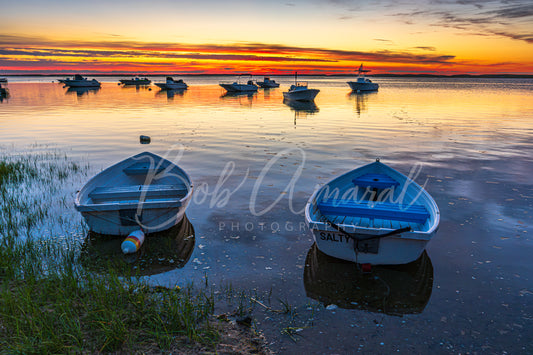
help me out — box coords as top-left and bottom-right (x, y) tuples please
(0, 151), (221, 353)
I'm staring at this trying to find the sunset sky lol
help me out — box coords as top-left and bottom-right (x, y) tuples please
(1, 0), (532, 75)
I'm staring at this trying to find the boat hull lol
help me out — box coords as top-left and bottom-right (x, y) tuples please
(347, 81), (378, 92)
(305, 160), (439, 265)
(64, 80), (101, 88)
(78, 204), (188, 236)
(120, 79), (151, 85)
(219, 83), (258, 92)
(155, 82), (188, 90)
(283, 89), (319, 101)
(309, 227), (432, 264)
(257, 82), (280, 88)
(75, 152), (193, 236)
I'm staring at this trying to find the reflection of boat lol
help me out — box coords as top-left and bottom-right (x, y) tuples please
(256, 76), (280, 88)
(63, 74), (101, 88)
(349, 91), (377, 116)
(155, 77), (188, 90)
(305, 159), (440, 265)
(219, 74), (258, 92)
(65, 87), (100, 96)
(283, 72), (319, 102)
(80, 214), (195, 276)
(156, 88), (186, 99)
(221, 91), (256, 98)
(0, 83), (8, 97)
(119, 77), (151, 85)
(304, 243), (433, 316)
(75, 151), (194, 236)
(347, 64), (379, 92)
(283, 98), (319, 113)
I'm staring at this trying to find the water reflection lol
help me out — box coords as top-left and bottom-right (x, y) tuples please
(80, 215), (195, 276)
(65, 87), (100, 96)
(284, 98), (319, 125)
(304, 243), (433, 316)
(348, 91), (377, 116)
(156, 88), (186, 100)
(220, 91), (256, 107)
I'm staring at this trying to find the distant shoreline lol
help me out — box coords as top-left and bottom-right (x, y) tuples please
(2, 73), (533, 79)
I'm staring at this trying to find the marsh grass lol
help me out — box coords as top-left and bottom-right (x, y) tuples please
(0, 150), (220, 353)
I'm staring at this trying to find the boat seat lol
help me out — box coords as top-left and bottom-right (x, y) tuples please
(89, 184), (188, 201)
(352, 173), (399, 189)
(123, 162), (168, 175)
(318, 199), (430, 224)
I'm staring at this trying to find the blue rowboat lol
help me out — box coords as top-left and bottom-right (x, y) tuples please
(305, 159), (440, 265)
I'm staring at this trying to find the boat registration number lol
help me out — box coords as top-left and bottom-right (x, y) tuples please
(355, 237), (379, 254)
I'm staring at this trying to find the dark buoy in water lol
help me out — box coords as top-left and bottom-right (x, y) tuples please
(140, 135), (151, 144)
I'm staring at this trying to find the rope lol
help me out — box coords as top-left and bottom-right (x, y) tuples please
(321, 215), (411, 263)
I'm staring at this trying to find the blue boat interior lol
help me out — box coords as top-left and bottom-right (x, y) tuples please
(314, 170), (432, 231)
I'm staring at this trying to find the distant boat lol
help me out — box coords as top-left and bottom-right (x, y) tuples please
(63, 74), (101, 88)
(256, 76), (280, 88)
(347, 64), (379, 92)
(75, 151), (194, 236)
(119, 77), (151, 85)
(283, 72), (319, 102)
(219, 74), (258, 92)
(305, 159), (440, 265)
(154, 77), (188, 90)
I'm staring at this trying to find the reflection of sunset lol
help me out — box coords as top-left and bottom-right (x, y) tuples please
(1, 1), (532, 75)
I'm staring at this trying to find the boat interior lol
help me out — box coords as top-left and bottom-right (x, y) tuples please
(310, 171), (435, 233)
(86, 161), (190, 206)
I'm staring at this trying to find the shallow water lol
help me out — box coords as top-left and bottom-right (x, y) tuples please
(1, 76), (533, 353)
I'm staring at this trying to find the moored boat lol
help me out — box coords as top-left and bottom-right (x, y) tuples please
(219, 74), (258, 92)
(347, 64), (379, 92)
(256, 76), (280, 88)
(119, 77), (151, 85)
(305, 159), (439, 265)
(75, 151), (193, 236)
(283, 72), (319, 102)
(154, 77), (188, 90)
(63, 74), (101, 88)
(0, 78), (7, 83)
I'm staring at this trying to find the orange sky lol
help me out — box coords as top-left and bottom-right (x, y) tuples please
(1, 0), (532, 75)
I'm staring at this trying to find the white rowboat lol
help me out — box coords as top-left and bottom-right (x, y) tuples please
(305, 159), (439, 265)
(75, 152), (193, 236)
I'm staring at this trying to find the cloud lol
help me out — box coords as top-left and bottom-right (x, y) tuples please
(390, 1), (533, 44)
(414, 46), (437, 51)
(0, 34), (458, 66)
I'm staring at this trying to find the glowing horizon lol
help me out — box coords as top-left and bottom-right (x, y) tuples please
(1, 0), (532, 75)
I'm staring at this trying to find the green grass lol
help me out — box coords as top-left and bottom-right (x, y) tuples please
(0, 151), (220, 353)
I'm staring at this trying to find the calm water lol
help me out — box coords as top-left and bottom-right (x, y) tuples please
(1, 76), (533, 353)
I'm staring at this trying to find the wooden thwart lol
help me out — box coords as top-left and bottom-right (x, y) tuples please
(318, 198), (430, 224)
